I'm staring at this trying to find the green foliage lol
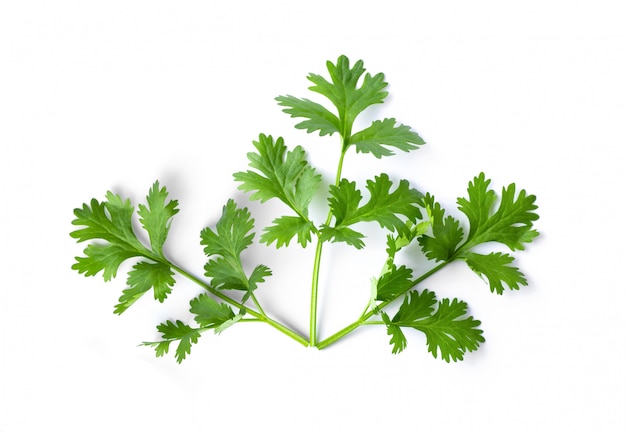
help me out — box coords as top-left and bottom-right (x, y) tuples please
(71, 55), (539, 363)
(463, 252), (527, 294)
(383, 290), (484, 362)
(418, 194), (464, 262)
(457, 172), (539, 251)
(201, 199), (271, 291)
(375, 265), (414, 302)
(114, 261), (175, 314)
(70, 181), (178, 313)
(350, 118), (425, 158)
(320, 174), (423, 248)
(144, 320), (201, 363)
(233, 134), (321, 248)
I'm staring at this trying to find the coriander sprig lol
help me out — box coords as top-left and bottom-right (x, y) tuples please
(71, 55), (539, 362)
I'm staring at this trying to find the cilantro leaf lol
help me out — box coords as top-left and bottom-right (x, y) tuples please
(144, 320), (202, 363)
(308, 55), (388, 138)
(462, 251), (527, 294)
(326, 178), (363, 226)
(278, 55), (388, 141)
(320, 225), (365, 249)
(71, 182), (178, 310)
(418, 194), (464, 262)
(349, 118), (425, 158)
(201, 200), (271, 291)
(189, 293), (236, 328)
(137, 181), (179, 253)
(380, 290), (437, 355)
(356, 175), (423, 234)
(233, 134), (321, 249)
(114, 261), (175, 314)
(260, 216), (316, 248)
(383, 290), (484, 362)
(248, 265), (272, 291)
(275, 95), (340, 137)
(416, 297), (484, 362)
(381, 312), (407, 354)
(233, 134), (321, 217)
(416, 175), (538, 295)
(392, 289), (438, 323)
(72, 243), (140, 281)
(375, 265), (414, 302)
(318, 225), (366, 249)
(71, 193), (147, 269)
(327, 174), (423, 242)
(457, 173), (539, 251)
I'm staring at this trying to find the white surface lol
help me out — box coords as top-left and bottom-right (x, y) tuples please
(1, 1), (624, 433)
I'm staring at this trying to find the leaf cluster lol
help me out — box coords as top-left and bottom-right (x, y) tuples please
(70, 181), (179, 314)
(70, 55), (539, 363)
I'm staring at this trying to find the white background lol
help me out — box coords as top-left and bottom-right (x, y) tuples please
(1, 1), (625, 433)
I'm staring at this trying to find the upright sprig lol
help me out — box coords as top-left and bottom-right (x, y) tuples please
(71, 55), (539, 363)
(245, 55), (426, 345)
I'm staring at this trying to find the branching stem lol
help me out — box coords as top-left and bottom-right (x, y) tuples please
(309, 145), (347, 346)
(170, 263), (309, 347)
(316, 260), (450, 350)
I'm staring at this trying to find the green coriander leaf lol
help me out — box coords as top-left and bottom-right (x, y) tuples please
(127, 261), (175, 303)
(356, 175), (423, 235)
(384, 290), (484, 362)
(462, 251), (527, 294)
(71, 193), (137, 245)
(392, 289), (437, 323)
(203, 257), (248, 290)
(307, 55), (388, 138)
(72, 243), (140, 281)
(201, 199), (254, 259)
(201, 200), (271, 291)
(376, 265), (414, 302)
(418, 194), (464, 262)
(381, 312), (407, 354)
(328, 174), (423, 240)
(415, 298), (484, 362)
(233, 134), (321, 218)
(349, 118), (425, 158)
(456, 172), (496, 237)
(248, 264), (272, 291)
(189, 293), (236, 328)
(260, 216), (316, 248)
(146, 320), (202, 364)
(153, 341), (170, 358)
(275, 95), (341, 137)
(114, 261), (175, 314)
(327, 178), (363, 226)
(137, 181), (179, 253)
(318, 225), (366, 249)
(457, 173), (539, 251)
(71, 183), (179, 311)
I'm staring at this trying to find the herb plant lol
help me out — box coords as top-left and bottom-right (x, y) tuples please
(71, 55), (539, 363)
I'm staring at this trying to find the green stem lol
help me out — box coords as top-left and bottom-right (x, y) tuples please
(309, 239), (324, 346)
(250, 293), (267, 317)
(316, 260), (450, 350)
(309, 147), (348, 346)
(170, 263), (309, 347)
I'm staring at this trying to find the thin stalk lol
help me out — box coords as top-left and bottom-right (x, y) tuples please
(250, 293), (267, 317)
(316, 260), (450, 350)
(309, 146), (348, 346)
(170, 263), (309, 347)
